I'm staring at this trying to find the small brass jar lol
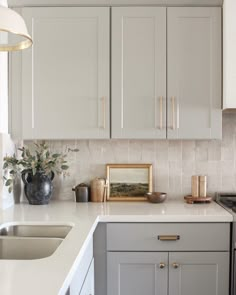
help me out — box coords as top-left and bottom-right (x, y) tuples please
(91, 178), (106, 202)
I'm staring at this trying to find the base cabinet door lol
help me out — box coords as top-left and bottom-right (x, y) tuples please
(79, 259), (95, 295)
(107, 252), (168, 295)
(69, 239), (94, 295)
(107, 252), (229, 295)
(169, 252), (229, 295)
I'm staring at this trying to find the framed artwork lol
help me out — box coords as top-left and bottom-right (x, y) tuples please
(106, 164), (153, 201)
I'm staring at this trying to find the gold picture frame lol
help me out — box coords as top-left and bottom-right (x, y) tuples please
(106, 164), (153, 201)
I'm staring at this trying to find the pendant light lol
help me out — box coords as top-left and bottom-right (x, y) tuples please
(0, 6), (32, 51)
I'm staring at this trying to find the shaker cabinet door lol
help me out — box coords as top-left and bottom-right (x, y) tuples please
(107, 252), (168, 295)
(21, 7), (110, 139)
(167, 7), (222, 139)
(169, 252), (229, 295)
(79, 259), (95, 295)
(111, 7), (166, 139)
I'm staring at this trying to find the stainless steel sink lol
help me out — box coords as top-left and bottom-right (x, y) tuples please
(0, 223), (73, 260)
(0, 237), (63, 260)
(0, 224), (72, 238)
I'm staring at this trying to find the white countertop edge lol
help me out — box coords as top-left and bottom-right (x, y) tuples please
(98, 215), (233, 222)
(58, 217), (99, 295)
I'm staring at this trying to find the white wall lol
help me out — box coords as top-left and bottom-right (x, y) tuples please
(223, 0), (236, 108)
(0, 0), (8, 134)
(0, 0), (16, 209)
(0, 51), (8, 134)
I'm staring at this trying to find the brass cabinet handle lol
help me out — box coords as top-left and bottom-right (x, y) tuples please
(157, 235), (180, 241)
(155, 97), (158, 128)
(170, 96), (180, 130)
(171, 96), (175, 130)
(176, 97), (180, 129)
(101, 96), (106, 129)
(159, 262), (166, 269)
(172, 262), (180, 269)
(159, 96), (163, 130)
(155, 96), (164, 129)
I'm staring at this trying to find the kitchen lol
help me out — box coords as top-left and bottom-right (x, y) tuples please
(0, 0), (235, 294)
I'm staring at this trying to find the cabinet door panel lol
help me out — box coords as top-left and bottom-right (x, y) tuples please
(22, 7), (109, 139)
(79, 259), (94, 295)
(112, 7), (166, 139)
(169, 252), (229, 295)
(167, 7), (221, 139)
(70, 238), (93, 295)
(107, 252), (168, 295)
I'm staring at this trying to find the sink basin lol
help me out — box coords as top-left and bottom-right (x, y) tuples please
(0, 224), (72, 239)
(0, 223), (73, 260)
(0, 237), (63, 260)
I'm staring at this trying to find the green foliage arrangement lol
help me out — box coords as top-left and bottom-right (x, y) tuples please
(3, 141), (79, 193)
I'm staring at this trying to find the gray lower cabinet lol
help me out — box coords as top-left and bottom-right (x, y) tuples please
(107, 251), (229, 295)
(169, 252), (229, 295)
(106, 223), (230, 295)
(107, 252), (168, 295)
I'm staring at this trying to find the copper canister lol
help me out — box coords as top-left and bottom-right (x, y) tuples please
(199, 175), (207, 197)
(91, 178), (106, 202)
(191, 175), (199, 197)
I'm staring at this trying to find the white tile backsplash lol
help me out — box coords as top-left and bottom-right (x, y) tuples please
(195, 141), (209, 161)
(19, 113), (236, 201)
(182, 140), (195, 162)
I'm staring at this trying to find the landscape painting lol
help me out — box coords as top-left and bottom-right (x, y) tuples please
(106, 164), (152, 201)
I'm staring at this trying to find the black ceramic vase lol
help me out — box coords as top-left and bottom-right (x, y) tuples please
(21, 170), (54, 205)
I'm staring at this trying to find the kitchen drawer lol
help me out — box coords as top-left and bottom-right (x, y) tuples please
(107, 223), (230, 251)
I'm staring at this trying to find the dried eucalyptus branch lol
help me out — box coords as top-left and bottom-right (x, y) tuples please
(3, 141), (79, 193)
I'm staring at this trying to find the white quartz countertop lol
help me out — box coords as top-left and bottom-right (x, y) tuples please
(0, 200), (232, 295)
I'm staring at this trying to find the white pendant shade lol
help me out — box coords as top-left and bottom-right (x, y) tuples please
(0, 6), (32, 51)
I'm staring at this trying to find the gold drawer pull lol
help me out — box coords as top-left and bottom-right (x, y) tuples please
(157, 235), (180, 241)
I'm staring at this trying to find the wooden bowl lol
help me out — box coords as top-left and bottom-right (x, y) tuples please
(146, 192), (167, 203)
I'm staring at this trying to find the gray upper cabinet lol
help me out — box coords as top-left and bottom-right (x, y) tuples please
(112, 7), (166, 139)
(21, 7), (110, 139)
(167, 7), (222, 139)
(10, 5), (222, 140)
(112, 6), (221, 139)
(9, 1), (223, 7)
